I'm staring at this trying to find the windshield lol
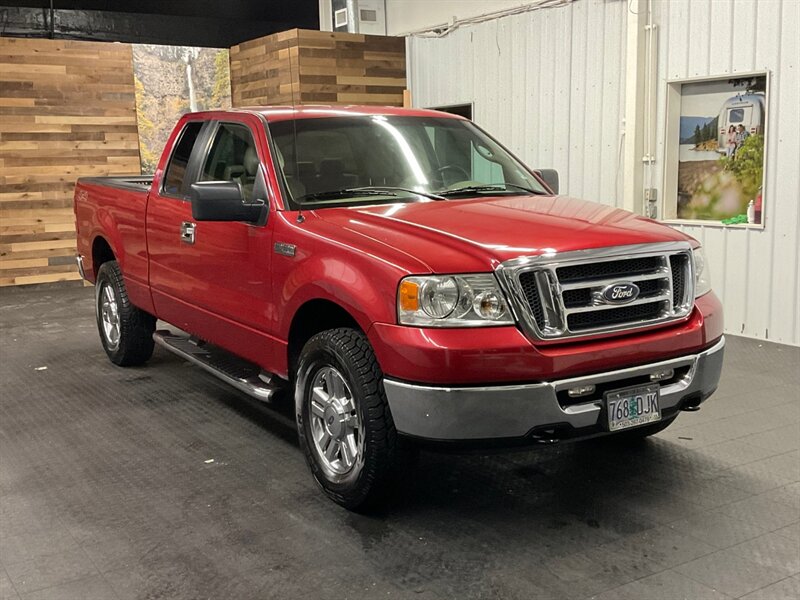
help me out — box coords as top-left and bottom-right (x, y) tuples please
(268, 116), (548, 208)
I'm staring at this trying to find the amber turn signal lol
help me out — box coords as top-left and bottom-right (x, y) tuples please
(399, 280), (420, 311)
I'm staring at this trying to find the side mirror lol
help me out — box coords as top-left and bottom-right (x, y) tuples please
(534, 169), (559, 195)
(190, 181), (266, 223)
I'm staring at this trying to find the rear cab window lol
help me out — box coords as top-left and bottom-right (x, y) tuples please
(162, 121), (204, 197)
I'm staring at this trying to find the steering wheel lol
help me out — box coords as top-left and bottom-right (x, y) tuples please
(435, 164), (471, 183)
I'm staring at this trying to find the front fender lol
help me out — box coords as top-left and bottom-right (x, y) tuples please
(276, 252), (401, 341)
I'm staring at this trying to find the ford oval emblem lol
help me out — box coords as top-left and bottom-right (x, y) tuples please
(600, 282), (640, 304)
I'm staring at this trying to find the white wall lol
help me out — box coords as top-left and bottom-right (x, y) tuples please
(407, 0), (800, 345)
(319, 1), (548, 35)
(385, 1), (540, 35)
(652, 0), (800, 345)
(408, 0), (628, 205)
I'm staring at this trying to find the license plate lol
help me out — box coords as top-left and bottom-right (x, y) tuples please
(605, 384), (661, 431)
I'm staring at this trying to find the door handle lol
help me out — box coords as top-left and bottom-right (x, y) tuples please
(180, 221), (196, 244)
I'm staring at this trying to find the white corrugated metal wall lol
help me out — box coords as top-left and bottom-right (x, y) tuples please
(407, 0), (628, 206)
(406, 0), (800, 345)
(653, 0), (800, 345)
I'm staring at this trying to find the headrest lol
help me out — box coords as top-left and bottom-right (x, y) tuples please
(244, 146), (259, 176)
(297, 161), (316, 178)
(319, 159), (345, 177)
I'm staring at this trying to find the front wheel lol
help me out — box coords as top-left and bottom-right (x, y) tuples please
(95, 260), (156, 366)
(295, 328), (400, 510)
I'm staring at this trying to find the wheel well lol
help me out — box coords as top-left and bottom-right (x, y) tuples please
(287, 299), (361, 378)
(92, 237), (115, 277)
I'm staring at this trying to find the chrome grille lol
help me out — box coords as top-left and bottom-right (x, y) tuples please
(567, 301), (665, 331)
(670, 253), (688, 307)
(518, 271), (546, 329)
(496, 243), (695, 340)
(556, 256), (663, 282)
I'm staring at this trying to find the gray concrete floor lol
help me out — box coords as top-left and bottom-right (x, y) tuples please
(0, 286), (798, 600)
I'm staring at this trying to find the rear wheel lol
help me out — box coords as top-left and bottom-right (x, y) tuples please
(295, 327), (400, 510)
(95, 260), (156, 366)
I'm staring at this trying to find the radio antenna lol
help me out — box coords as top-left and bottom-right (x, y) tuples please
(288, 39), (304, 223)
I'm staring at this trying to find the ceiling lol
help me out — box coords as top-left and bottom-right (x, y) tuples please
(0, 1), (320, 46)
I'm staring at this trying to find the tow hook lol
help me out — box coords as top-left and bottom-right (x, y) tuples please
(680, 394), (703, 412)
(531, 434), (560, 445)
(529, 426), (568, 444)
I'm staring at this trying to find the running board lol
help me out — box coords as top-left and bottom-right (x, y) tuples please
(153, 330), (281, 402)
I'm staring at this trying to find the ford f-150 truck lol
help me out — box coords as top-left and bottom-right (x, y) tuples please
(74, 106), (724, 509)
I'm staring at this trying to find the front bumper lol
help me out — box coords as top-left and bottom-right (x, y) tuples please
(383, 336), (725, 442)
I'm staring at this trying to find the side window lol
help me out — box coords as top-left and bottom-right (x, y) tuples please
(200, 123), (258, 202)
(163, 121), (203, 197)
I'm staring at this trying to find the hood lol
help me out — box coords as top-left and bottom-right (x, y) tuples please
(315, 195), (693, 274)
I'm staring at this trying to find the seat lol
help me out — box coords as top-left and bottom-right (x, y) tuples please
(294, 161), (316, 192)
(237, 146), (259, 199)
(317, 159), (356, 192)
(274, 146), (306, 199)
(243, 146), (258, 179)
(223, 163), (245, 181)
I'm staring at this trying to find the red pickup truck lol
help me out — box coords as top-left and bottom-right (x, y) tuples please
(74, 106), (724, 509)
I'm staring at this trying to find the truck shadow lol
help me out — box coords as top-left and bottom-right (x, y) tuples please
(202, 373), (762, 525)
(159, 352), (772, 549)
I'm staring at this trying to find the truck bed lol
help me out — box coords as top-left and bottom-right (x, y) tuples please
(74, 174), (153, 307)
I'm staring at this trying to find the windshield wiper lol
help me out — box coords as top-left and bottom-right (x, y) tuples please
(436, 183), (547, 197)
(298, 188), (398, 202)
(298, 186), (444, 203)
(356, 186), (445, 200)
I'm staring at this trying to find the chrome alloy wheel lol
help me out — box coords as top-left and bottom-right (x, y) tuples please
(309, 366), (362, 477)
(97, 282), (121, 351)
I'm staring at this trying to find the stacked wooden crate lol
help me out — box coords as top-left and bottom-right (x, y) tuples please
(230, 29), (406, 107)
(0, 37), (140, 287)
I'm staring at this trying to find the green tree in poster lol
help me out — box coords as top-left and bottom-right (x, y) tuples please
(211, 51), (231, 108)
(721, 134), (764, 202)
(694, 125), (702, 144)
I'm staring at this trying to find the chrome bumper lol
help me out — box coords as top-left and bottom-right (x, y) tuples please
(383, 337), (725, 441)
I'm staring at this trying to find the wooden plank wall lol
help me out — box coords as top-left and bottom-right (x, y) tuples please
(0, 37), (140, 287)
(230, 30), (299, 107)
(230, 29), (406, 107)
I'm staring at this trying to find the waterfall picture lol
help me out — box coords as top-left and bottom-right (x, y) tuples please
(132, 45), (231, 174)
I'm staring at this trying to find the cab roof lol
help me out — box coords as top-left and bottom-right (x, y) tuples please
(232, 104), (465, 122)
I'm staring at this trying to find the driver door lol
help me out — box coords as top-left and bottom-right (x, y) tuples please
(148, 116), (276, 365)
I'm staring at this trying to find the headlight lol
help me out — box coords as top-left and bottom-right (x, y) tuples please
(398, 274), (514, 327)
(693, 247), (712, 297)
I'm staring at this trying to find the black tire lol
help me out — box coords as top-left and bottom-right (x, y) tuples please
(295, 327), (400, 510)
(604, 415), (679, 443)
(95, 260), (156, 367)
